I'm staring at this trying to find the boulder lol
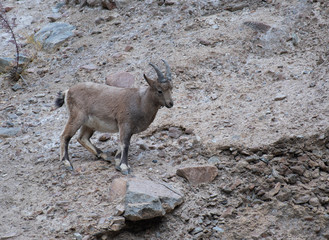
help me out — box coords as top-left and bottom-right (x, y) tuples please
(176, 165), (218, 185)
(110, 177), (183, 221)
(34, 22), (76, 52)
(124, 178), (184, 221)
(105, 72), (135, 88)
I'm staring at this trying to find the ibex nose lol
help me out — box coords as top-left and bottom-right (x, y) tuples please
(167, 101), (174, 108)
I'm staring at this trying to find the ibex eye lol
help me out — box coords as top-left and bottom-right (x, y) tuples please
(158, 90), (163, 94)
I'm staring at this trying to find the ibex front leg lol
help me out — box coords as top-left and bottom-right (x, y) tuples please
(115, 125), (132, 175)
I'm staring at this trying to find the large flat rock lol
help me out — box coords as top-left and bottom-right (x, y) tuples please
(110, 177), (184, 221)
(34, 22), (75, 52)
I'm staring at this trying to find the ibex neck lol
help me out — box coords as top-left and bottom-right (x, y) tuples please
(141, 87), (160, 115)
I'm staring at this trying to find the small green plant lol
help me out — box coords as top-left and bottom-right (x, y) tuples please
(0, 2), (24, 83)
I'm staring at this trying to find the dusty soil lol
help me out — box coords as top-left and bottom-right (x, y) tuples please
(1, 0), (329, 239)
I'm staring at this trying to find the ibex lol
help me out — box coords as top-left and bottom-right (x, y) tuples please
(54, 60), (173, 174)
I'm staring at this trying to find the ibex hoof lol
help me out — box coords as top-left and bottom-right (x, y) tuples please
(63, 159), (74, 171)
(115, 164), (131, 175)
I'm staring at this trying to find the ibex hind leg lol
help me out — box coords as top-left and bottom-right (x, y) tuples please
(77, 126), (111, 161)
(60, 115), (84, 170)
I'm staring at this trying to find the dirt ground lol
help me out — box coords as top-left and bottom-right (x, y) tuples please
(1, 0), (329, 239)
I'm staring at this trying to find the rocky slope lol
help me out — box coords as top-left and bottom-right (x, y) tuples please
(1, 0), (329, 239)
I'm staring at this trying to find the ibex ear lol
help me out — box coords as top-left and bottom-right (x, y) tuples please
(144, 74), (155, 87)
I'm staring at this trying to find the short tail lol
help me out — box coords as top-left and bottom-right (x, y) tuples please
(52, 91), (66, 111)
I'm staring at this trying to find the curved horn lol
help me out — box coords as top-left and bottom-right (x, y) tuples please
(149, 63), (165, 82)
(162, 59), (172, 81)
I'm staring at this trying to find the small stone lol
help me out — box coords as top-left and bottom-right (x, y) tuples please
(115, 204), (125, 216)
(11, 83), (23, 91)
(47, 13), (61, 22)
(99, 134), (111, 142)
(191, 227), (203, 235)
(309, 197), (320, 207)
(276, 187), (292, 202)
(268, 182), (281, 197)
(102, 0), (117, 10)
(95, 17), (104, 25)
(124, 45), (133, 52)
(109, 216), (125, 231)
(35, 93), (46, 98)
(290, 165), (305, 175)
(294, 195), (311, 204)
(208, 156), (220, 165)
(221, 207), (234, 218)
(199, 39), (213, 46)
(80, 64), (98, 71)
(286, 174), (298, 184)
(73, 232), (83, 240)
(213, 226), (224, 233)
(184, 128), (193, 134)
(274, 94), (287, 101)
(168, 127), (183, 139)
(176, 165), (218, 185)
(4, 5), (14, 12)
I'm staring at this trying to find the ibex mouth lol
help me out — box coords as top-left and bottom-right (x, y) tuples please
(166, 101), (174, 108)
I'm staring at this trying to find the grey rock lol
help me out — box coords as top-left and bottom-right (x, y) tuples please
(73, 232), (82, 240)
(11, 83), (23, 91)
(34, 22), (76, 52)
(124, 178), (183, 221)
(191, 227), (203, 235)
(274, 94), (287, 101)
(208, 156), (220, 165)
(168, 127), (183, 139)
(0, 55), (30, 73)
(294, 194), (311, 204)
(309, 197), (320, 207)
(0, 127), (21, 138)
(213, 226), (224, 233)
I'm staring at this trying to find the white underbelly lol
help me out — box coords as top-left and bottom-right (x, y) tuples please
(85, 116), (119, 133)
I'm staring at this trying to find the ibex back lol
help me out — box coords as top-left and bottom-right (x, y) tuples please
(54, 60), (173, 174)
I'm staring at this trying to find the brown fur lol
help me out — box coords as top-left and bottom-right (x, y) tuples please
(55, 63), (173, 174)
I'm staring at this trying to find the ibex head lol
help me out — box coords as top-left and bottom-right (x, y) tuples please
(144, 60), (173, 108)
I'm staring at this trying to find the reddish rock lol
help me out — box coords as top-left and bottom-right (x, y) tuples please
(102, 0), (117, 10)
(176, 165), (218, 185)
(98, 133), (111, 142)
(124, 45), (133, 52)
(4, 5), (14, 12)
(105, 72), (135, 88)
